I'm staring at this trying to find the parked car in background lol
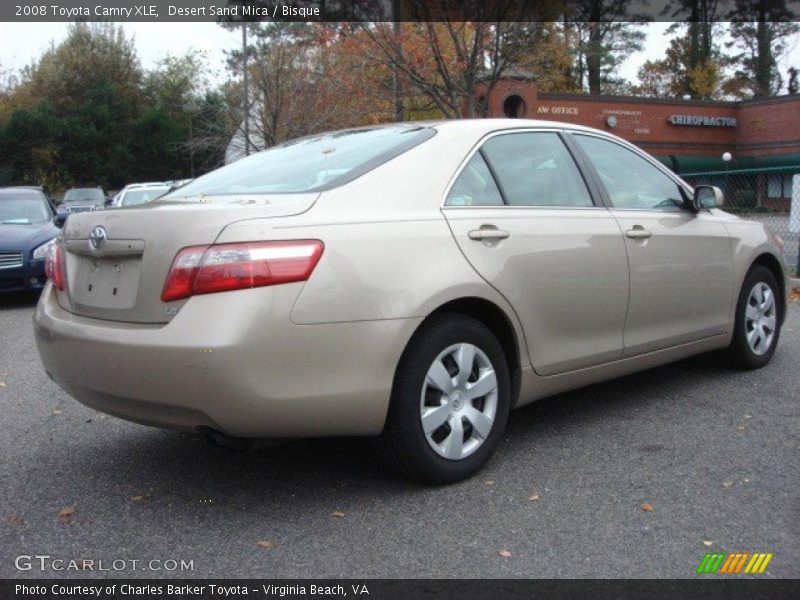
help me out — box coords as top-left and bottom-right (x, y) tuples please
(58, 187), (107, 214)
(34, 120), (787, 483)
(0, 188), (59, 292)
(114, 182), (171, 208)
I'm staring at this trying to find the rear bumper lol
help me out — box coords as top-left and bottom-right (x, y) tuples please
(34, 283), (421, 437)
(0, 259), (46, 293)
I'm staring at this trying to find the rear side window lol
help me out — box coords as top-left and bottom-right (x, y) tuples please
(445, 153), (504, 207)
(481, 132), (593, 207)
(165, 125), (435, 197)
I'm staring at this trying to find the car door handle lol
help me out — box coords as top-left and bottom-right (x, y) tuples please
(468, 228), (510, 241)
(625, 226), (652, 240)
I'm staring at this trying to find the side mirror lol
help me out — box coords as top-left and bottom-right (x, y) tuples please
(693, 185), (724, 210)
(54, 212), (68, 229)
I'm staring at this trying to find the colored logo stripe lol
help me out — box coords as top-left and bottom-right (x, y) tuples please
(697, 554), (725, 574)
(697, 553), (773, 574)
(744, 553), (773, 574)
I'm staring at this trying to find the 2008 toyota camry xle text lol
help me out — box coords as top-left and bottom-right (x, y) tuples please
(34, 120), (787, 483)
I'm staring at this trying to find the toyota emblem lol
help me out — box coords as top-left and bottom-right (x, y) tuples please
(89, 226), (107, 250)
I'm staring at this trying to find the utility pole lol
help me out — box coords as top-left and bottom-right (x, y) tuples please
(242, 22), (250, 156)
(188, 113), (194, 177)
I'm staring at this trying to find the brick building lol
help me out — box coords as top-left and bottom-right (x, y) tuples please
(477, 75), (800, 209)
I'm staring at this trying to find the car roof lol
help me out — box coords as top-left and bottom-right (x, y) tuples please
(3, 185), (44, 191)
(0, 188), (45, 198)
(124, 182), (168, 189)
(321, 119), (626, 147)
(429, 118), (610, 136)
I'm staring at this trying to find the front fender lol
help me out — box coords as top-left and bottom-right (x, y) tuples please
(721, 216), (788, 323)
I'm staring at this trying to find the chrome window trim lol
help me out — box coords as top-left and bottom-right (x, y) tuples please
(440, 127), (606, 211)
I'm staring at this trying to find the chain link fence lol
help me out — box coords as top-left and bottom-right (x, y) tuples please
(681, 167), (800, 277)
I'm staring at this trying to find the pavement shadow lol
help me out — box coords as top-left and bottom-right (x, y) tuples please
(46, 354), (737, 506)
(0, 290), (41, 310)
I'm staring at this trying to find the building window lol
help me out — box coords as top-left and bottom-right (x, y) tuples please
(503, 94), (526, 118)
(767, 174), (795, 199)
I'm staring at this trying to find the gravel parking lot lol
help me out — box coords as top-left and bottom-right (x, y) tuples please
(1, 292), (798, 579)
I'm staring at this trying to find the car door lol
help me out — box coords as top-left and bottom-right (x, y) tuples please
(443, 130), (629, 376)
(570, 133), (734, 357)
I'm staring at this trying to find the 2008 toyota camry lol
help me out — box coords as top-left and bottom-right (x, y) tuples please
(34, 120), (786, 483)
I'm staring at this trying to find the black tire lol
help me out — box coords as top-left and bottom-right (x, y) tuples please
(720, 265), (782, 370)
(376, 314), (512, 484)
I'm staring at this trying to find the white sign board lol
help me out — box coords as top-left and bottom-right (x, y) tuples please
(791, 174), (800, 234)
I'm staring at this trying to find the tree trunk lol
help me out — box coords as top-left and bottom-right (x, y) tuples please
(754, 20), (773, 97)
(586, 23), (603, 95)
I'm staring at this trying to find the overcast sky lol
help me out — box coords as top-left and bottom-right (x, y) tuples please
(2, 22), (799, 92)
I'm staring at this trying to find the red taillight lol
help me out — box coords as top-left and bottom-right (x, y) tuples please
(161, 240), (324, 302)
(45, 242), (66, 291)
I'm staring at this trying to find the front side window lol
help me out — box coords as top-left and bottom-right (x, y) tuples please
(480, 132), (593, 207)
(165, 125), (435, 198)
(574, 135), (686, 210)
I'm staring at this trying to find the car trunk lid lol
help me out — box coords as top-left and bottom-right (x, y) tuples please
(57, 194), (318, 323)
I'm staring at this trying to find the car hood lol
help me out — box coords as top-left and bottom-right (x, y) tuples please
(0, 221), (59, 251)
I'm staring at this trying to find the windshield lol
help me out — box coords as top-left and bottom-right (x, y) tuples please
(0, 196), (51, 224)
(63, 188), (105, 205)
(121, 188), (169, 207)
(165, 125), (435, 198)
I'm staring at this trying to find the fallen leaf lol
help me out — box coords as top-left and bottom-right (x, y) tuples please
(721, 481), (734, 488)
(7, 515), (24, 525)
(484, 480), (495, 486)
(743, 414), (752, 420)
(331, 511), (345, 518)
(57, 505), (76, 519)
(256, 540), (273, 548)
(528, 494), (540, 502)
(736, 425), (745, 431)
(0, 382), (6, 388)
(131, 495), (146, 502)
(703, 540), (714, 547)
(498, 549), (512, 558)
(789, 287), (800, 303)
(52, 409), (62, 415)
(641, 503), (654, 512)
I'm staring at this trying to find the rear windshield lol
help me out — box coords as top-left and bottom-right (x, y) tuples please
(121, 188), (169, 206)
(0, 195), (51, 224)
(165, 125), (435, 198)
(63, 188), (104, 204)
